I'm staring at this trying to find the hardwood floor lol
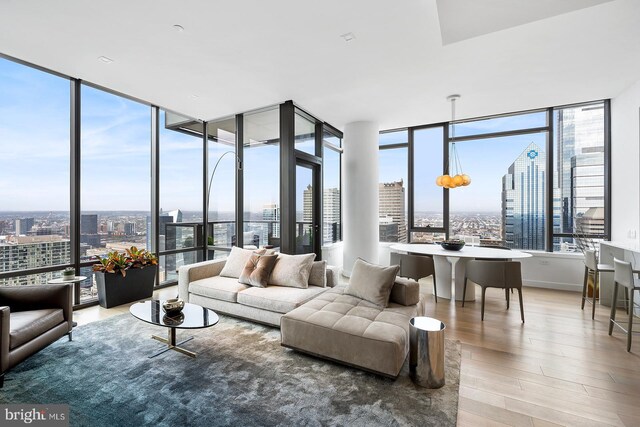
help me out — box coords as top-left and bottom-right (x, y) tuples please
(427, 284), (640, 427)
(74, 283), (640, 426)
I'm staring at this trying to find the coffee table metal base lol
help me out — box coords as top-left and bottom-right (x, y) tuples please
(149, 328), (195, 358)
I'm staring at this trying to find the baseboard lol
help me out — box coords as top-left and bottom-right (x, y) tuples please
(523, 280), (581, 292)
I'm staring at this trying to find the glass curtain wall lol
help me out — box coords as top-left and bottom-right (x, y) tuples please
(243, 107), (280, 249)
(553, 102), (607, 251)
(158, 111), (204, 283)
(378, 130), (408, 243)
(80, 85), (151, 301)
(322, 130), (342, 245)
(412, 125), (445, 242)
(207, 117), (237, 259)
(380, 103), (609, 252)
(0, 57), (71, 286)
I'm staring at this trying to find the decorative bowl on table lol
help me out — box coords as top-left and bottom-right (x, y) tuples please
(162, 313), (185, 326)
(440, 240), (465, 251)
(162, 298), (185, 315)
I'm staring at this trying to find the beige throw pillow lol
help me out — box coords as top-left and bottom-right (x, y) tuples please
(308, 261), (327, 287)
(239, 253), (278, 287)
(220, 247), (266, 279)
(345, 258), (399, 307)
(269, 253), (316, 288)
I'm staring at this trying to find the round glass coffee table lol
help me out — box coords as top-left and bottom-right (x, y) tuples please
(129, 300), (219, 359)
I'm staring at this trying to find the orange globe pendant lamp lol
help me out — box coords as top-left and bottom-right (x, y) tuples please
(436, 94), (470, 189)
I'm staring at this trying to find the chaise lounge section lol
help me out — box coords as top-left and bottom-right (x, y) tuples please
(281, 261), (424, 378)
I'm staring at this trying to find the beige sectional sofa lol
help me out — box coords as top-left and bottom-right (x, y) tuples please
(179, 254), (423, 378)
(178, 257), (338, 327)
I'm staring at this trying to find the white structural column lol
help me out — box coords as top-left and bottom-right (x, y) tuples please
(342, 121), (379, 276)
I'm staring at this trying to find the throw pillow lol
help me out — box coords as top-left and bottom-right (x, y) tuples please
(269, 253), (316, 288)
(239, 253), (278, 287)
(220, 246), (266, 279)
(308, 260), (327, 287)
(345, 258), (399, 307)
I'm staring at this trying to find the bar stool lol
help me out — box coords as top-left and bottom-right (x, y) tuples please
(581, 249), (614, 319)
(608, 258), (640, 352)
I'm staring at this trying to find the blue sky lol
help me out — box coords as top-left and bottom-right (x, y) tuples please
(1, 55), (545, 214)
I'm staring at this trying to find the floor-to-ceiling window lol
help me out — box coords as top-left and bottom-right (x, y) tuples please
(411, 125), (446, 243)
(0, 57), (71, 286)
(449, 111), (548, 250)
(553, 102), (607, 252)
(322, 128), (342, 244)
(378, 130), (408, 243)
(207, 116), (237, 259)
(158, 111), (204, 283)
(243, 107), (280, 248)
(379, 102), (610, 252)
(80, 85), (152, 301)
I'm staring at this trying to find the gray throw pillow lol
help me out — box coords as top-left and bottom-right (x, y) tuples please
(269, 253), (316, 288)
(220, 247), (266, 279)
(308, 261), (327, 287)
(345, 258), (399, 307)
(239, 253), (278, 288)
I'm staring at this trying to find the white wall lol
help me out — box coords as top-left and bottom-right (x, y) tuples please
(611, 79), (640, 247)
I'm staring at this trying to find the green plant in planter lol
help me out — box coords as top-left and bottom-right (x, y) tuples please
(92, 246), (157, 277)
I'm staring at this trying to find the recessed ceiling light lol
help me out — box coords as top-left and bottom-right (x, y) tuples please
(340, 32), (356, 42)
(173, 24), (185, 32)
(97, 56), (113, 64)
(191, 94), (199, 99)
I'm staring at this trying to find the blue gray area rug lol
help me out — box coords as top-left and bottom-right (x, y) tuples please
(0, 313), (460, 426)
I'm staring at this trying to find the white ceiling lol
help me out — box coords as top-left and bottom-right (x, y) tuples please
(0, 0), (639, 131)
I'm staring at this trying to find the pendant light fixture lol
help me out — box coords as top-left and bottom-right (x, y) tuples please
(436, 94), (471, 189)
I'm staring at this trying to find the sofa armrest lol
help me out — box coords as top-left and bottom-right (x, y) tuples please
(389, 277), (420, 306)
(326, 265), (340, 288)
(178, 259), (227, 300)
(0, 306), (9, 373)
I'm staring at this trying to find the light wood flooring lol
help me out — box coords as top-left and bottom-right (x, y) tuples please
(74, 284), (640, 426)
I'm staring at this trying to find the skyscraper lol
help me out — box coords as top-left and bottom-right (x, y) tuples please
(80, 214), (98, 235)
(262, 203), (280, 241)
(556, 105), (605, 232)
(14, 217), (34, 235)
(379, 180), (406, 243)
(502, 143), (546, 250)
(323, 187), (341, 243)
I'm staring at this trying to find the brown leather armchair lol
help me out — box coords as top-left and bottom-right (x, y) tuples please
(0, 284), (73, 387)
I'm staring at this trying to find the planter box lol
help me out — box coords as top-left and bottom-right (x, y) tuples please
(95, 267), (156, 308)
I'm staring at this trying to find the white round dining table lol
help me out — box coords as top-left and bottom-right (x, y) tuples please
(390, 244), (532, 301)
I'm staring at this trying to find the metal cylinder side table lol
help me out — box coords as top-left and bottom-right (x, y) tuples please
(410, 316), (446, 388)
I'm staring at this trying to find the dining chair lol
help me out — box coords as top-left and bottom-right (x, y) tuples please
(582, 249), (614, 319)
(390, 253), (438, 302)
(463, 260), (524, 322)
(608, 258), (640, 352)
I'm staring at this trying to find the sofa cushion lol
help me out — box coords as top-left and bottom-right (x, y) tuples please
(280, 286), (418, 377)
(239, 253), (278, 288)
(189, 276), (250, 303)
(220, 247), (266, 279)
(390, 277), (420, 306)
(269, 253), (316, 289)
(308, 261), (327, 287)
(9, 308), (65, 350)
(345, 258), (399, 307)
(237, 285), (327, 314)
